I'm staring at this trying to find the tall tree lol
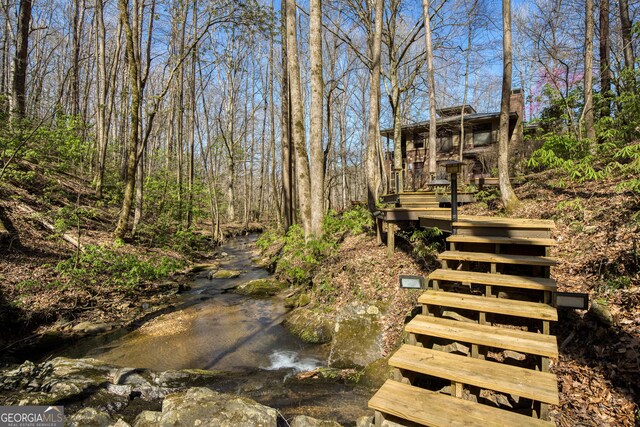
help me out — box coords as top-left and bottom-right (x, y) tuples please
(365, 0), (383, 212)
(281, 0), (293, 231)
(498, 0), (518, 210)
(384, 0), (428, 193)
(619, 0), (634, 72)
(599, 0), (611, 117)
(309, 0), (324, 238)
(460, 0), (479, 162)
(584, 0), (595, 141)
(421, 0), (437, 180)
(285, 0), (312, 237)
(10, 0), (32, 120)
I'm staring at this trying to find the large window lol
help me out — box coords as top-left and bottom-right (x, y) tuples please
(472, 124), (492, 146)
(436, 130), (452, 152)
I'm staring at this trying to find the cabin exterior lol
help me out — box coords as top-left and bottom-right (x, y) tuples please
(382, 89), (524, 191)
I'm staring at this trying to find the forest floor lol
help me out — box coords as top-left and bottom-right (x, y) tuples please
(0, 161), (260, 362)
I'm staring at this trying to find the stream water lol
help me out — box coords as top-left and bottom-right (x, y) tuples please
(50, 234), (372, 424)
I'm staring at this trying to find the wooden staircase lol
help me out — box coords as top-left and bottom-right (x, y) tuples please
(369, 218), (559, 426)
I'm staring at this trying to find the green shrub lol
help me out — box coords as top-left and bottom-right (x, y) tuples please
(55, 245), (185, 290)
(323, 205), (373, 237)
(261, 207), (373, 286)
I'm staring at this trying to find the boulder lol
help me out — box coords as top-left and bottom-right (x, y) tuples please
(133, 411), (162, 427)
(159, 387), (277, 426)
(283, 308), (333, 344)
(359, 357), (393, 388)
(328, 305), (383, 369)
(290, 415), (342, 427)
(67, 408), (113, 427)
(210, 270), (242, 279)
(72, 321), (111, 334)
(235, 279), (287, 297)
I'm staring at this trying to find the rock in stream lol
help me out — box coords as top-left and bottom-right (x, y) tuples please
(0, 357), (346, 426)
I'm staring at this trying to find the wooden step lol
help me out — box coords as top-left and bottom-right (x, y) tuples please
(428, 269), (557, 292)
(447, 235), (557, 247)
(418, 290), (558, 321)
(389, 345), (559, 405)
(369, 380), (555, 427)
(378, 207), (450, 222)
(453, 218), (555, 229)
(398, 203), (441, 208)
(438, 251), (558, 267)
(406, 315), (558, 358)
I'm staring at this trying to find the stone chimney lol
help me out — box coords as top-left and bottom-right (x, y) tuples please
(510, 88), (524, 120)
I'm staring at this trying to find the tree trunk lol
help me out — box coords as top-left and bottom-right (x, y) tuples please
(281, 0), (293, 231)
(366, 0), (383, 212)
(460, 0), (477, 162)
(70, 0), (83, 117)
(114, 0), (142, 239)
(285, 0), (312, 238)
(94, 0), (109, 198)
(584, 0), (596, 142)
(186, 0), (198, 229)
(422, 0), (437, 180)
(619, 0), (634, 71)
(10, 0), (32, 120)
(498, 0), (518, 210)
(309, 0), (324, 238)
(599, 0), (610, 117)
(269, 0), (280, 225)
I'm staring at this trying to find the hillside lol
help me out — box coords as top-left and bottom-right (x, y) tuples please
(0, 161), (236, 359)
(460, 172), (639, 426)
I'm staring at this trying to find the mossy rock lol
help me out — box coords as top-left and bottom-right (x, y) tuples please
(283, 308), (333, 344)
(329, 315), (383, 368)
(284, 293), (311, 308)
(211, 269), (242, 279)
(359, 357), (393, 388)
(188, 263), (220, 274)
(235, 279), (287, 297)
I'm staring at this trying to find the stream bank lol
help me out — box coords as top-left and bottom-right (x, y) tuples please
(1, 234), (381, 425)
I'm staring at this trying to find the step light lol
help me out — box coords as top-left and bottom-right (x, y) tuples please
(553, 292), (589, 310)
(399, 275), (424, 289)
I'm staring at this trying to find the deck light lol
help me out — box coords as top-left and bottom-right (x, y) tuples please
(554, 292), (589, 310)
(399, 275), (424, 289)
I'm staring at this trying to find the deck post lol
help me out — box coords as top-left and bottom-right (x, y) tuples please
(387, 222), (396, 257)
(376, 217), (383, 245)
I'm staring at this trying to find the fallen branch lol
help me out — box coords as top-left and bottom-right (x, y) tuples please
(13, 202), (84, 250)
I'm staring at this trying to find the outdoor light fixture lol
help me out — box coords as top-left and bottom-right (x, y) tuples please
(429, 178), (450, 187)
(399, 275), (424, 289)
(443, 160), (463, 175)
(554, 292), (589, 310)
(441, 160), (464, 229)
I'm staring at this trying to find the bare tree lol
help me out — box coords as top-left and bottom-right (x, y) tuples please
(309, 0), (324, 237)
(421, 0), (437, 179)
(285, 0), (312, 237)
(599, 0), (611, 117)
(281, 0), (293, 231)
(619, 0), (634, 72)
(583, 0), (595, 141)
(10, 0), (32, 120)
(366, 0), (383, 212)
(498, 0), (518, 210)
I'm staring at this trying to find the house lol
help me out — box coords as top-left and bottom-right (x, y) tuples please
(381, 89), (524, 191)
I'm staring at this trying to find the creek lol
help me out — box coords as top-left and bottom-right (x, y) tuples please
(46, 234), (373, 424)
